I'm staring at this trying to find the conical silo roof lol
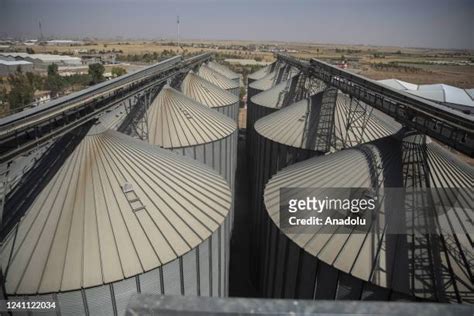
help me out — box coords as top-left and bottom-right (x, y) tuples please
(250, 76), (299, 110)
(248, 65), (299, 93)
(147, 86), (236, 148)
(207, 61), (240, 82)
(248, 64), (272, 82)
(0, 129), (231, 295)
(198, 65), (239, 92)
(264, 135), (473, 303)
(181, 72), (238, 110)
(254, 91), (401, 153)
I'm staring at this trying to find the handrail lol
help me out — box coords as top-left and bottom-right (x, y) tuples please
(276, 53), (474, 156)
(0, 53), (212, 163)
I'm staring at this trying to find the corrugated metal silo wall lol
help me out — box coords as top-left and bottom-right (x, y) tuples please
(169, 131), (238, 297)
(260, 218), (418, 301)
(245, 101), (276, 167)
(169, 131), (238, 201)
(247, 86), (263, 103)
(11, 223), (229, 316)
(215, 101), (240, 123)
(249, 131), (320, 292)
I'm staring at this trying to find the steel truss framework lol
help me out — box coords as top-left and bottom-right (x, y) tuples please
(276, 54), (474, 156)
(0, 54), (212, 164)
(0, 54), (211, 222)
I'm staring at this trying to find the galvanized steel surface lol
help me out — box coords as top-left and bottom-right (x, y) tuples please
(198, 65), (239, 96)
(147, 86), (237, 149)
(254, 92), (402, 152)
(263, 135), (474, 303)
(207, 61), (240, 83)
(1, 129), (231, 295)
(250, 77), (298, 111)
(248, 64), (272, 84)
(248, 65), (298, 99)
(181, 72), (239, 121)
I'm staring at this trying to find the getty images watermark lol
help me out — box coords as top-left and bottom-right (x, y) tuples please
(279, 187), (473, 235)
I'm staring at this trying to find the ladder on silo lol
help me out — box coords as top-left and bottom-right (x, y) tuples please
(293, 72), (310, 102)
(303, 88), (338, 152)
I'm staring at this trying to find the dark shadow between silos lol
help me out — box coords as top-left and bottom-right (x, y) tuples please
(1, 122), (93, 241)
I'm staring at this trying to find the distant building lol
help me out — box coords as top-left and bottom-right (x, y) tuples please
(81, 53), (116, 65)
(0, 52), (82, 69)
(379, 79), (474, 115)
(46, 39), (84, 46)
(24, 39), (38, 46)
(0, 60), (33, 76)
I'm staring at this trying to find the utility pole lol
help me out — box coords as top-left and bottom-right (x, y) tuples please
(177, 16), (180, 48)
(39, 21), (44, 41)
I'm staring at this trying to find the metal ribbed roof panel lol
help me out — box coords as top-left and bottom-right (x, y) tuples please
(250, 77), (295, 110)
(248, 64), (272, 81)
(378, 79), (418, 91)
(207, 61), (240, 81)
(249, 66), (299, 92)
(181, 72), (238, 109)
(0, 130), (231, 294)
(147, 87), (237, 148)
(254, 92), (401, 152)
(264, 135), (473, 302)
(198, 65), (239, 91)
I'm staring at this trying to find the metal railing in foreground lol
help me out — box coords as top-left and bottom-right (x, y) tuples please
(125, 294), (472, 316)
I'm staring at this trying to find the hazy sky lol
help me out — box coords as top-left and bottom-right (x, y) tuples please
(1, 0), (473, 49)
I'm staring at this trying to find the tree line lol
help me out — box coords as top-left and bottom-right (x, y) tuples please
(0, 63), (127, 112)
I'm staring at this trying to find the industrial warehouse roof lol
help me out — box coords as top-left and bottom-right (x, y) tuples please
(248, 65), (299, 92)
(0, 130), (231, 295)
(250, 76), (298, 109)
(207, 61), (240, 81)
(198, 65), (239, 91)
(254, 91), (401, 152)
(0, 60), (32, 66)
(377, 79), (418, 91)
(264, 135), (473, 303)
(0, 52), (81, 64)
(379, 79), (474, 108)
(147, 86), (236, 148)
(181, 72), (239, 109)
(248, 64), (272, 81)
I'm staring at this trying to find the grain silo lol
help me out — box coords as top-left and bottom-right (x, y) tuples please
(207, 61), (240, 84)
(261, 132), (473, 303)
(181, 71), (240, 122)
(0, 128), (232, 315)
(247, 63), (273, 85)
(246, 76), (298, 151)
(147, 86), (237, 191)
(198, 65), (240, 96)
(247, 63), (298, 100)
(245, 74), (326, 163)
(1, 104), (129, 238)
(249, 89), (402, 290)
